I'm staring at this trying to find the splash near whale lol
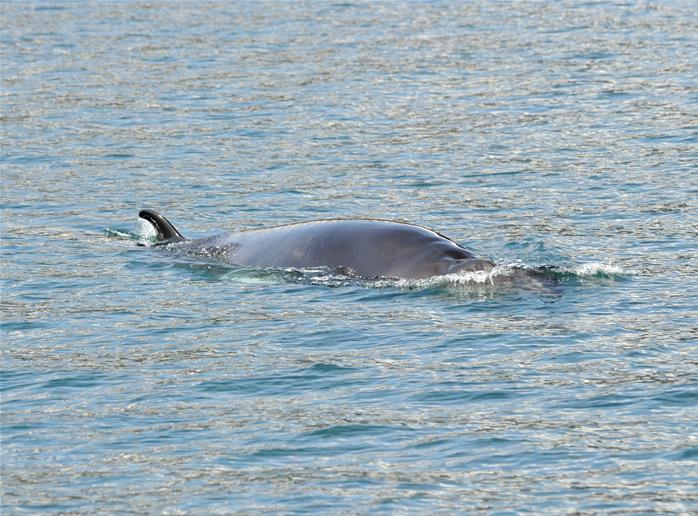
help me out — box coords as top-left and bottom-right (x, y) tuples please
(137, 209), (496, 280)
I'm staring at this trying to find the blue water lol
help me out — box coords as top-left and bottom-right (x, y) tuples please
(2, 1), (697, 513)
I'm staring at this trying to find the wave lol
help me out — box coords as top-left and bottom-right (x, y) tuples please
(105, 219), (158, 246)
(204, 263), (627, 298)
(572, 262), (626, 277)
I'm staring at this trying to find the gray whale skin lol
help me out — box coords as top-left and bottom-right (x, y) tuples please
(138, 209), (495, 280)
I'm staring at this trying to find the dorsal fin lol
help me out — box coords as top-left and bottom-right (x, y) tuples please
(138, 209), (186, 244)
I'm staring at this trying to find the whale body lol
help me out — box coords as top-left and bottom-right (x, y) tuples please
(138, 209), (496, 280)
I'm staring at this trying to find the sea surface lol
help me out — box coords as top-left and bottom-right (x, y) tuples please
(1, 1), (697, 513)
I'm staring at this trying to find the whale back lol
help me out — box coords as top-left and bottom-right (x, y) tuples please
(139, 211), (495, 279)
(180, 220), (494, 279)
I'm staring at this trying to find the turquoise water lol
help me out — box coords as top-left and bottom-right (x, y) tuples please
(2, 1), (697, 513)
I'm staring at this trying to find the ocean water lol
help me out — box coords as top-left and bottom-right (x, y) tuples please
(1, 1), (697, 513)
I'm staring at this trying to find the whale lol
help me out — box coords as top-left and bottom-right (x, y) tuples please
(137, 209), (496, 280)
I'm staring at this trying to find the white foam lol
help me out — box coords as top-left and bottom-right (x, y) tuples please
(574, 262), (625, 276)
(373, 268), (497, 289)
